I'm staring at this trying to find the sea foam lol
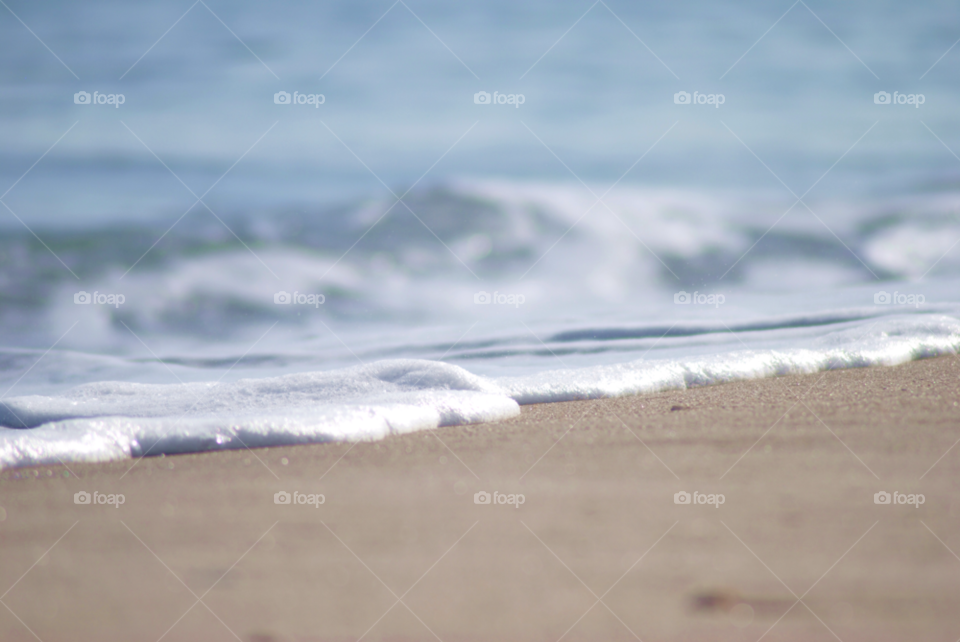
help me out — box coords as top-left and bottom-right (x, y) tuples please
(2, 315), (957, 470)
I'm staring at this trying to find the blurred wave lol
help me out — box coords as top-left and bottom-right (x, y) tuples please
(2, 180), (958, 342)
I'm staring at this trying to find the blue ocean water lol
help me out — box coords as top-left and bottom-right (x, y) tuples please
(1, 0), (959, 466)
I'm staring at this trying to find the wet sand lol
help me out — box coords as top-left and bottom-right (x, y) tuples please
(1, 355), (959, 641)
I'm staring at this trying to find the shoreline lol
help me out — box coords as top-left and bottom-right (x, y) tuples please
(1, 355), (958, 641)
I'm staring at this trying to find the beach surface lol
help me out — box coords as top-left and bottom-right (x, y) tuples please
(1, 355), (958, 642)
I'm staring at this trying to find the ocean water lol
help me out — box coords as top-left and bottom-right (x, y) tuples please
(1, 0), (959, 468)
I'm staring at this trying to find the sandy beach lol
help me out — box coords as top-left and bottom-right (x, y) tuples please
(1, 355), (959, 642)
(4, 1), (959, 640)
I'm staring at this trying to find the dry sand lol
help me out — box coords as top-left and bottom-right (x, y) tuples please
(1, 355), (959, 642)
